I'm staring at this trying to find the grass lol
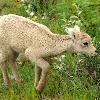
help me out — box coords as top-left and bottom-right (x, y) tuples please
(0, 54), (99, 100)
(0, 0), (100, 99)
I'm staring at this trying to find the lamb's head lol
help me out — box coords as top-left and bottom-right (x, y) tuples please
(67, 26), (97, 56)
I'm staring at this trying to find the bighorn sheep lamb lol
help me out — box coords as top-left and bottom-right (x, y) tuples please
(0, 14), (96, 92)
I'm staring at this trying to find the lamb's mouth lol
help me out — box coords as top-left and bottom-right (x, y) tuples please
(96, 53), (100, 56)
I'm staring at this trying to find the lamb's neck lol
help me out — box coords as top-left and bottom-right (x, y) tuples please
(52, 34), (73, 54)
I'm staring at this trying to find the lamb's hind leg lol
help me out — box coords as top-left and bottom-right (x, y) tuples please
(0, 61), (11, 87)
(11, 61), (21, 84)
(10, 52), (21, 84)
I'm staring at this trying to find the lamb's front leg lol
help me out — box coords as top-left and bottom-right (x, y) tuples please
(34, 64), (42, 87)
(25, 48), (50, 92)
(35, 58), (50, 92)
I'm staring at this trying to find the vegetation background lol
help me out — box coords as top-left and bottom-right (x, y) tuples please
(0, 0), (100, 100)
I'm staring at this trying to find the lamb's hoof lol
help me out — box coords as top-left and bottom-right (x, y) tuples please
(36, 85), (43, 93)
(35, 81), (45, 93)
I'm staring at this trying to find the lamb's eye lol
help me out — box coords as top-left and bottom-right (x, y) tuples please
(83, 42), (88, 46)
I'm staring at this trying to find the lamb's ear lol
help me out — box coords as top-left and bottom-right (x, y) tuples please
(74, 25), (80, 32)
(66, 27), (76, 39)
(66, 27), (74, 35)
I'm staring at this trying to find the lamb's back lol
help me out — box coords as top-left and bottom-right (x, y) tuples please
(0, 14), (55, 53)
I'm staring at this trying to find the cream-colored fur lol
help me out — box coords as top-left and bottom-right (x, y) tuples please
(0, 14), (96, 92)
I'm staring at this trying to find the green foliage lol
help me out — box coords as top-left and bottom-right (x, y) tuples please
(0, 0), (100, 99)
(0, 0), (28, 16)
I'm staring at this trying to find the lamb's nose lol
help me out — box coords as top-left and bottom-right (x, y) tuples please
(95, 50), (98, 56)
(95, 50), (98, 53)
